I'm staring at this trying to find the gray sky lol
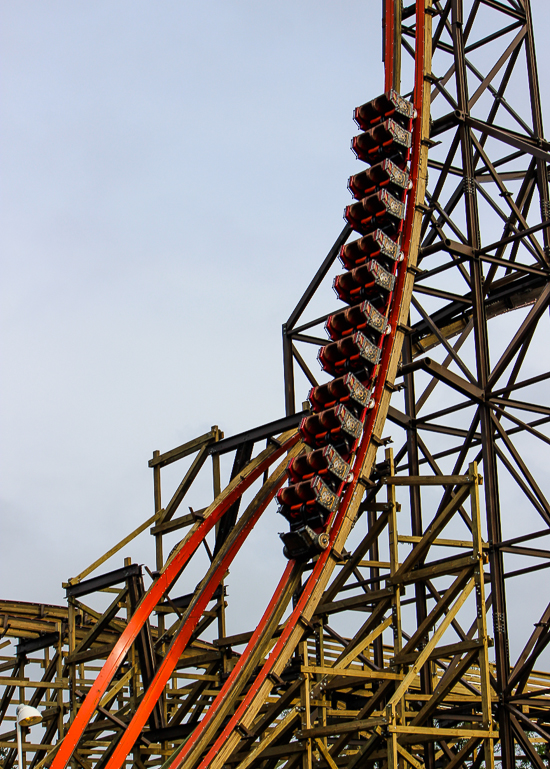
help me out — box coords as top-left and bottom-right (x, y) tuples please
(1, 1), (550, 660)
(1, 1), (386, 607)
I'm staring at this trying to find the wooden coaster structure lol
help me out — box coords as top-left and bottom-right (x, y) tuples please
(1, 1), (550, 767)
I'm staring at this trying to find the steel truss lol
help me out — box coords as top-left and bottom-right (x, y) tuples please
(1, 1), (549, 768)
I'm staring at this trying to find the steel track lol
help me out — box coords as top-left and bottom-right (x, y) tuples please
(37, 1), (550, 767)
(46, 3), (432, 769)
(49, 432), (299, 769)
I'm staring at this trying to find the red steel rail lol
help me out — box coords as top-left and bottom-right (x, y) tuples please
(51, 3), (428, 767)
(188, 11), (426, 766)
(149, 4), (427, 769)
(173, 4), (427, 767)
(49, 433), (299, 769)
(103, 447), (302, 768)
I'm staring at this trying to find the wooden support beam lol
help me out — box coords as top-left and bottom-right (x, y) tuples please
(393, 484), (472, 582)
(397, 639), (486, 666)
(391, 554), (476, 585)
(301, 665), (402, 681)
(148, 428), (219, 469)
(395, 568), (473, 661)
(297, 717), (387, 739)
(0, 677), (68, 690)
(150, 511), (205, 536)
(381, 474), (475, 485)
(398, 535), (488, 549)
(232, 708), (300, 769)
(159, 445), (211, 524)
(410, 649), (479, 726)
(388, 577), (476, 706)
(314, 738), (339, 769)
(333, 617), (393, 670)
(67, 515), (159, 587)
(321, 510), (392, 605)
(65, 643), (116, 665)
(388, 725), (498, 739)
(69, 589), (127, 660)
(397, 744), (424, 769)
(316, 588), (394, 616)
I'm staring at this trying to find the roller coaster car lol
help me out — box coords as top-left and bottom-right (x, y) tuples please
(279, 525), (330, 562)
(308, 374), (372, 418)
(352, 119), (412, 165)
(278, 90), (414, 564)
(300, 404), (362, 456)
(353, 89), (415, 130)
(348, 158), (410, 201)
(318, 331), (382, 379)
(340, 229), (401, 270)
(334, 259), (396, 306)
(277, 475), (339, 527)
(288, 445), (350, 489)
(326, 300), (388, 342)
(344, 189), (405, 236)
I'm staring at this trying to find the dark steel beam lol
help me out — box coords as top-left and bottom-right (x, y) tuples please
(208, 411), (306, 456)
(285, 224), (351, 331)
(65, 564), (141, 598)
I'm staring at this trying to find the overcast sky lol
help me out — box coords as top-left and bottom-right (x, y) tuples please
(1, 2), (550, 662)
(0, 1), (390, 606)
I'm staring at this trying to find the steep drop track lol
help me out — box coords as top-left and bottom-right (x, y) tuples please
(45, 4), (431, 769)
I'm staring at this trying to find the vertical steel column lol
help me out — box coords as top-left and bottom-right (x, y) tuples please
(386, 449), (404, 768)
(56, 622), (64, 740)
(283, 323), (296, 416)
(300, 640), (312, 769)
(67, 600), (76, 726)
(386, 449), (402, 663)
(368, 504), (384, 669)
(384, 0), (402, 93)
(451, 0), (514, 763)
(402, 334), (435, 769)
(470, 461), (496, 769)
(152, 449), (164, 642)
(392, 0), (402, 93)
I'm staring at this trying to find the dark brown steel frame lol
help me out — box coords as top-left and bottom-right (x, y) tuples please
(282, 1), (550, 766)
